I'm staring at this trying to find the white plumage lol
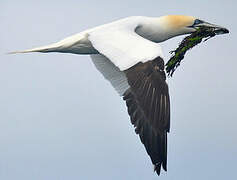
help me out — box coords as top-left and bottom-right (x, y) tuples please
(90, 54), (129, 96)
(88, 17), (164, 70)
(11, 15), (228, 176)
(11, 16), (169, 70)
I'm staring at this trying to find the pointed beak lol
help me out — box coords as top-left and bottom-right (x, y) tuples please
(194, 22), (229, 35)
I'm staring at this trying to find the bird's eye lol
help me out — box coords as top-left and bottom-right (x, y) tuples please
(194, 19), (204, 25)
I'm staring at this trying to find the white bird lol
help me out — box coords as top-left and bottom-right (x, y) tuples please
(11, 15), (229, 175)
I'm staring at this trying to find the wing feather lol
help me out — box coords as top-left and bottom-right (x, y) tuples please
(88, 18), (163, 71)
(123, 57), (170, 175)
(89, 24), (170, 175)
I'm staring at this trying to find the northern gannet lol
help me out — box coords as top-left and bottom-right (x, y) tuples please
(11, 15), (229, 175)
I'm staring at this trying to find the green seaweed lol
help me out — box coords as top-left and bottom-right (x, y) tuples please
(165, 27), (217, 76)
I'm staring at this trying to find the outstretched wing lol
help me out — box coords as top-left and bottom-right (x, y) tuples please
(88, 17), (163, 71)
(123, 57), (170, 175)
(89, 17), (169, 175)
(91, 54), (170, 175)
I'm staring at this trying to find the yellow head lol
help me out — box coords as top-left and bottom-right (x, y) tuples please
(151, 15), (229, 42)
(154, 15), (197, 41)
(165, 15), (195, 29)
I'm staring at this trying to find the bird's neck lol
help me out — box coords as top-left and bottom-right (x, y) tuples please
(135, 17), (187, 43)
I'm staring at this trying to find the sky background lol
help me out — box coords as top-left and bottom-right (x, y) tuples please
(1, 0), (236, 179)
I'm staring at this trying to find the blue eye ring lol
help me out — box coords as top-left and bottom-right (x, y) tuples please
(194, 19), (204, 25)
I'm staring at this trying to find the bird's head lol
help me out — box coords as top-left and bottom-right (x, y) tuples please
(155, 15), (229, 42)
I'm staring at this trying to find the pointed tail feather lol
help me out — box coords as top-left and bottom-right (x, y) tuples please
(8, 43), (61, 54)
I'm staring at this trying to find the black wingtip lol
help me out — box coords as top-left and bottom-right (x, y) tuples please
(154, 163), (161, 176)
(162, 162), (167, 172)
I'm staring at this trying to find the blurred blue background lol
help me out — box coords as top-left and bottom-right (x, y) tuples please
(1, 0), (236, 179)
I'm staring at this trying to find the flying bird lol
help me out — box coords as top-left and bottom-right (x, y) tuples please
(11, 15), (229, 175)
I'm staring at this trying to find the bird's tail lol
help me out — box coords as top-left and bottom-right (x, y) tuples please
(8, 42), (61, 54)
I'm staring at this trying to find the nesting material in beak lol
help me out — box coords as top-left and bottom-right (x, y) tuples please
(166, 26), (229, 76)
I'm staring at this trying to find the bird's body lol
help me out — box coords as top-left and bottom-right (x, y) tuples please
(14, 16), (196, 70)
(12, 15), (228, 175)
